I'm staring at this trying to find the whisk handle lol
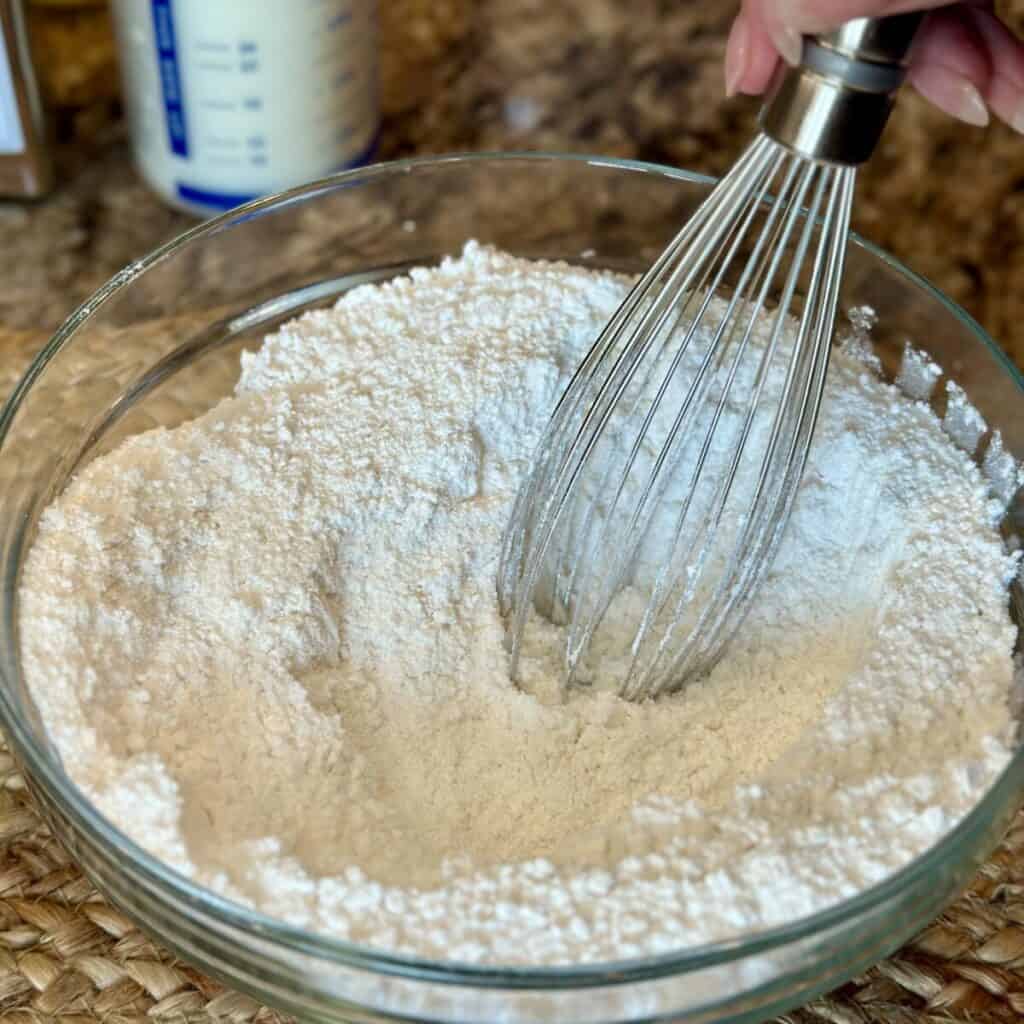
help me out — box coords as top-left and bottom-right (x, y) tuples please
(759, 13), (926, 166)
(816, 15), (924, 70)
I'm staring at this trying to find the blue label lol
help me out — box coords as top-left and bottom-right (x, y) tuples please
(176, 183), (259, 211)
(151, 0), (188, 157)
(175, 131), (380, 214)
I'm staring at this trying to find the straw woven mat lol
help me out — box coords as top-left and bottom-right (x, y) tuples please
(1, 324), (1023, 1024)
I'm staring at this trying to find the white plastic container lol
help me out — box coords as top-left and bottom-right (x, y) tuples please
(111, 0), (378, 216)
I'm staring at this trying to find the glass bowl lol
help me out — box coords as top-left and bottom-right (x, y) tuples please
(0, 153), (1022, 1024)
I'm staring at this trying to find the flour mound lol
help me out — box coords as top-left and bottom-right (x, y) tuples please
(20, 243), (1018, 965)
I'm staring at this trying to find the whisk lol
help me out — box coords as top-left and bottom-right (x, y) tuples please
(498, 15), (924, 702)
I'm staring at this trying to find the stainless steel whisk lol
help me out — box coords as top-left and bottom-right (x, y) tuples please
(498, 15), (924, 702)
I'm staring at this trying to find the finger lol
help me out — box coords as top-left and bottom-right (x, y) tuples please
(963, 4), (1024, 131)
(907, 8), (992, 126)
(725, 7), (782, 96)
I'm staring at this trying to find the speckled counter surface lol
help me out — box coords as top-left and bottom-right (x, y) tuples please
(5, 0), (1024, 369)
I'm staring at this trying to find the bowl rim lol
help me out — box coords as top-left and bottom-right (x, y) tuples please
(1, 149), (1022, 987)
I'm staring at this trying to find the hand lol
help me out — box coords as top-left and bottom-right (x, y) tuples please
(726, 1), (1024, 133)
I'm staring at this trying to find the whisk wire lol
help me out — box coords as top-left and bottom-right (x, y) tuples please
(500, 133), (858, 700)
(701, 168), (855, 662)
(664, 165), (855, 684)
(567, 156), (809, 687)
(500, 137), (783, 673)
(621, 157), (829, 697)
(561, 147), (795, 680)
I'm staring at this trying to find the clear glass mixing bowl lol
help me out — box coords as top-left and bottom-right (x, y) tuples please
(0, 153), (1022, 1024)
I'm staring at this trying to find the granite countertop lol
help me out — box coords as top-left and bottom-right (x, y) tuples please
(4, 0), (1024, 372)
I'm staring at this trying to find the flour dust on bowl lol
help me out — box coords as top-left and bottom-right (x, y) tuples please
(0, 154), (1022, 1024)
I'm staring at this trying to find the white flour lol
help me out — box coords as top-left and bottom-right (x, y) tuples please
(19, 242), (1020, 965)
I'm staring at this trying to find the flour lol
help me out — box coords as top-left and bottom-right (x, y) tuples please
(19, 242), (1020, 965)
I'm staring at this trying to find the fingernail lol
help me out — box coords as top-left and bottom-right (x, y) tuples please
(771, 24), (803, 67)
(725, 14), (749, 97)
(985, 74), (1024, 136)
(933, 74), (987, 125)
(912, 64), (989, 127)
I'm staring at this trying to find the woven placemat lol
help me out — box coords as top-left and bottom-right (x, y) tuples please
(1, 326), (1023, 1024)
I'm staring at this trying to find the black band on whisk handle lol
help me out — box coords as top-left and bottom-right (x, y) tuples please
(759, 13), (926, 166)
